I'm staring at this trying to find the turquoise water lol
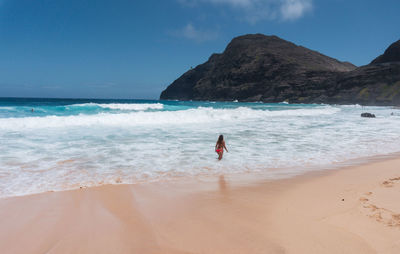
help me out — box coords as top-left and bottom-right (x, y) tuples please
(0, 98), (304, 118)
(0, 98), (399, 197)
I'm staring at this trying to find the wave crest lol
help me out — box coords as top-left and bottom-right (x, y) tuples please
(72, 103), (164, 111)
(0, 106), (340, 130)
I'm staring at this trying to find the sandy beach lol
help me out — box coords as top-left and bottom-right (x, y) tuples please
(2, 1), (400, 253)
(1, 157), (400, 254)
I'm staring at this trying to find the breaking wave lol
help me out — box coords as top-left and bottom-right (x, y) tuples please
(0, 106), (340, 130)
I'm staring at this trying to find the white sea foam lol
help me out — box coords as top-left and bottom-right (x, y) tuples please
(1, 103), (400, 198)
(71, 102), (164, 111)
(0, 106), (340, 130)
(96, 103), (164, 110)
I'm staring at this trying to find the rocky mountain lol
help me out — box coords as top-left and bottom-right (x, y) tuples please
(328, 39), (400, 105)
(371, 40), (400, 64)
(160, 34), (400, 105)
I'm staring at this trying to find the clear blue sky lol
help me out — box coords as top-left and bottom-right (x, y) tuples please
(0, 0), (399, 99)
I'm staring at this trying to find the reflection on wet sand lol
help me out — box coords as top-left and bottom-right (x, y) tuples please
(218, 175), (230, 201)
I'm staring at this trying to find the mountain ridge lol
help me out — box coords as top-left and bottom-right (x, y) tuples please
(160, 34), (400, 105)
(371, 40), (400, 64)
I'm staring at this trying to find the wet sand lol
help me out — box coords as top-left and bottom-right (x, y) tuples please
(1, 157), (400, 253)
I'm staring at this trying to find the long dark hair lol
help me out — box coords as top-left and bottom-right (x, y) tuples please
(217, 135), (224, 144)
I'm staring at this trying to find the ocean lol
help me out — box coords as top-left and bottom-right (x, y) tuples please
(0, 97), (399, 198)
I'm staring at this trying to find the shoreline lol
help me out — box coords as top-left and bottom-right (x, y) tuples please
(1, 156), (400, 253)
(3, 150), (400, 200)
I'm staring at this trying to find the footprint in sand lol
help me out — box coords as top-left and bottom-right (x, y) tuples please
(359, 177), (400, 228)
(382, 177), (400, 188)
(382, 181), (394, 187)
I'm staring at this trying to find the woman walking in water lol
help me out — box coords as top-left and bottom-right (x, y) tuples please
(215, 135), (228, 160)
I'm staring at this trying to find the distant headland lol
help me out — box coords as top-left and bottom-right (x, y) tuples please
(160, 34), (400, 105)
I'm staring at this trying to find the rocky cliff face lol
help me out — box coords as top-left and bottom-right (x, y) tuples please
(328, 39), (400, 105)
(371, 40), (400, 64)
(326, 63), (400, 105)
(160, 34), (400, 105)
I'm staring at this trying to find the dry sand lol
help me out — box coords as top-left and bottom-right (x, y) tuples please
(1, 157), (400, 253)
